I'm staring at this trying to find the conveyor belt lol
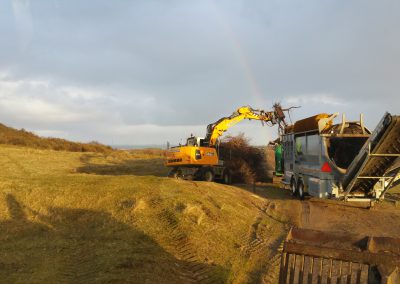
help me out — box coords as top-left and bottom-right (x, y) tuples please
(342, 113), (400, 199)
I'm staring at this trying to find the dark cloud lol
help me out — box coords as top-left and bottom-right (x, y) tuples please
(0, 0), (399, 144)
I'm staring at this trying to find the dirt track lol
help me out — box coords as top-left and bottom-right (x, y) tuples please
(299, 199), (400, 237)
(245, 184), (400, 238)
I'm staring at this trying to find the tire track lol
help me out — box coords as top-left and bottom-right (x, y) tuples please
(58, 243), (99, 284)
(237, 201), (288, 284)
(156, 208), (219, 284)
(239, 202), (270, 257)
(261, 237), (285, 284)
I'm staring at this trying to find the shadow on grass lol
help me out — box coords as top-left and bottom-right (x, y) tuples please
(0, 194), (227, 283)
(77, 154), (169, 177)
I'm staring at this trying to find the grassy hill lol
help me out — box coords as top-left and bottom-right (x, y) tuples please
(1, 141), (399, 283)
(0, 145), (298, 283)
(0, 123), (112, 153)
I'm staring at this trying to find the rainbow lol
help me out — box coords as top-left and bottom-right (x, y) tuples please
(209, 0), (266, 107)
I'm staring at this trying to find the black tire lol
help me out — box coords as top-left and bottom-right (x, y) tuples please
(297, 180), (305, 200)
(168, 168), (178, 178)
(203, 169), (214, 182)
(222, 170), (231, 184)
(290, 177), (297, 196)
(168, 168), (182, 179)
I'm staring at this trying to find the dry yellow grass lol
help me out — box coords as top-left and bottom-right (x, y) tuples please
(0, 123), (112, 153)
(0, 145), (294, 283)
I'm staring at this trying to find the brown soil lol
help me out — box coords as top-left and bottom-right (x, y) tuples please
(242, 183), (400, 238)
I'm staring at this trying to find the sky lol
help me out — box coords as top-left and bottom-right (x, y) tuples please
(0, 0), (399, 146)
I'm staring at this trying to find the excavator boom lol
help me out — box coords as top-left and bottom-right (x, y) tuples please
(205, 105), (285, 146)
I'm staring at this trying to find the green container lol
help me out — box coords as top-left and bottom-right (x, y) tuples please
(275, 144), (283, 176)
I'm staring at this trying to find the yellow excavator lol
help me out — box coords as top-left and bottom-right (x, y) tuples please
(165, 104), (287, 182)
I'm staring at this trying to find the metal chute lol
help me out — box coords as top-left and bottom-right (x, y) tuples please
(279, 228), (400, 283)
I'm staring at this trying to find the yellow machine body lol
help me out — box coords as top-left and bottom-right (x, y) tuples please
(166, 146), (218, 167)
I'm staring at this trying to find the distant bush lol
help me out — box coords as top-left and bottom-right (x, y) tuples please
(219, 134), (267, 184)
(0, 123), (112, 153)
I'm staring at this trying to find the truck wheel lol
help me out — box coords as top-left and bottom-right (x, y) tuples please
(297, 180), (305, 200)
(203, 169), (214, 182)
(222, 171), (231, 184)
(290, 178), (297, 196)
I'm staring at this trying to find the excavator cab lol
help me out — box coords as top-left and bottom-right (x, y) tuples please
(186, 136), (207, 147)
(186, 136), (197, 147)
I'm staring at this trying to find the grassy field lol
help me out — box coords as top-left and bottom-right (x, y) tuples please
(0, 145), (295, 283)
(1, 144), (399, 283)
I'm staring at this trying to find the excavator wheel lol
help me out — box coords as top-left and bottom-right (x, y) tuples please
(168, 167), (181, 179)
(203, 169), (214, 182)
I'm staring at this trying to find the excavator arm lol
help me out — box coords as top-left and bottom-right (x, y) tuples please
(205, 105), (286, 146)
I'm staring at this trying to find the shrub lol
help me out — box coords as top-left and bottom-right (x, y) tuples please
(219, 133), (267, 184)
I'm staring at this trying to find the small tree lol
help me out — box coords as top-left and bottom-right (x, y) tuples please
(219, 133), (265, 184)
